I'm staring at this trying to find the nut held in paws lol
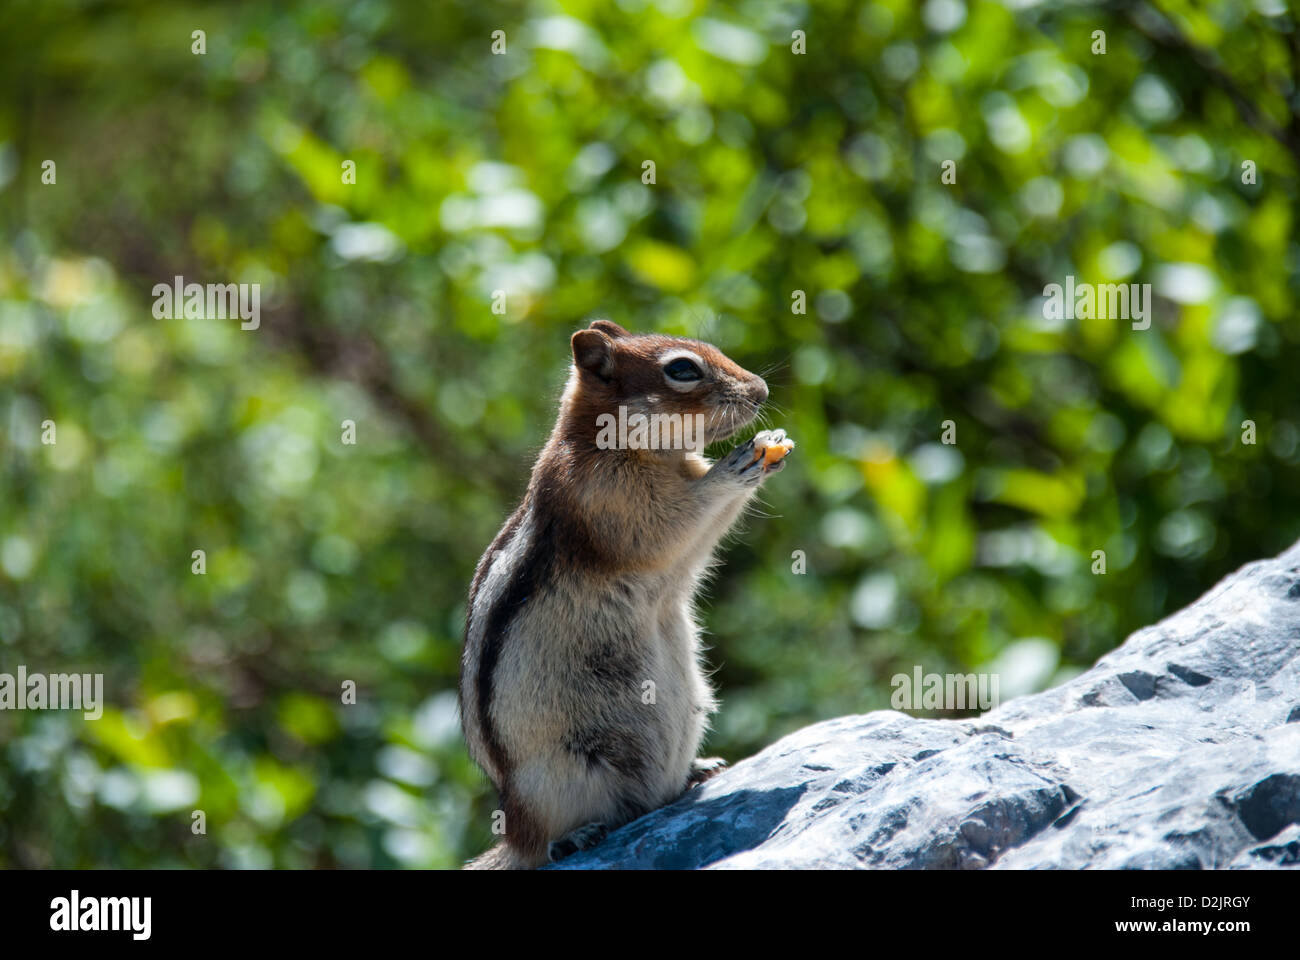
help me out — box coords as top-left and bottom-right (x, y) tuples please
(749, 430), (795, 468)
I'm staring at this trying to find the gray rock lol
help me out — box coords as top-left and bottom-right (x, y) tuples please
(550, 540), (1300, 869)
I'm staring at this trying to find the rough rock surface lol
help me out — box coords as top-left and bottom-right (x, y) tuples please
(551, 540), (1300, 869)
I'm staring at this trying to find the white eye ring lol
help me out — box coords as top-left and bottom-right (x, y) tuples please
(661, 349), (706, 392)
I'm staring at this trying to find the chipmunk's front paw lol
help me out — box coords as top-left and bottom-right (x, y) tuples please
(716, 429), (794, 485)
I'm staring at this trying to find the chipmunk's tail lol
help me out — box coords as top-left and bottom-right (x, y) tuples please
(463, 842), (531, 870)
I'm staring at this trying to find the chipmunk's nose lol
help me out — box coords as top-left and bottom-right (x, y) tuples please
(750, 376), (769, 405)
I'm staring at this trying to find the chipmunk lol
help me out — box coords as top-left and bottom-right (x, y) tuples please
(459, 320), (793, 869)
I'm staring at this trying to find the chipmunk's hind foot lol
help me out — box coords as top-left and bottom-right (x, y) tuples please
(687, 756), (728, 787)
(547, 821), (609, 863)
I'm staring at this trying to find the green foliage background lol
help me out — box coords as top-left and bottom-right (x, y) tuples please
(1, 0), (1297, 867)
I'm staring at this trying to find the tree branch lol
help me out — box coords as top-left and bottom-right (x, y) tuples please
(1125, 1), (1300, 166)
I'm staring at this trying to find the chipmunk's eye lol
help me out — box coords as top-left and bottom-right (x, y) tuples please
(664, 357), (703, 382)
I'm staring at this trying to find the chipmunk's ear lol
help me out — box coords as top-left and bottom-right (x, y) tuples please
(572, 328), (615, 380)
(587, 319), (629, 339)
